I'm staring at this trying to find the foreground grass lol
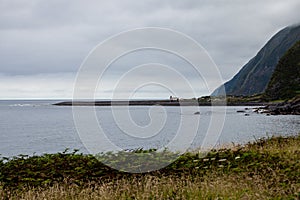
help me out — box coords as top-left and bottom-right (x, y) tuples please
(0, 135), (299, 199)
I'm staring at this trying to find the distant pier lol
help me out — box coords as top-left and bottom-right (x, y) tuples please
(53, 100), (268, 106)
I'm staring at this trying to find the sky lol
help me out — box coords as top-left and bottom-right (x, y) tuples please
(0, 0), (299, 99)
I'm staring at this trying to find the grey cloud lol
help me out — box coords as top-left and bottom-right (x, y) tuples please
(0, 73), (75, 99)
(0, 0), (299, 98)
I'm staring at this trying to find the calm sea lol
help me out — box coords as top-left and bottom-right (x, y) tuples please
(0, 100), (299, 157)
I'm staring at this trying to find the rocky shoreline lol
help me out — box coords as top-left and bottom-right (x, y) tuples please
(254, 97), (300, 115)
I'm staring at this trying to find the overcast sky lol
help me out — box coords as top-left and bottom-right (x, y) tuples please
(0, 0), (299, 99)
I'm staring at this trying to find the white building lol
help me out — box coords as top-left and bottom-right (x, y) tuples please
(169, 96), (179, 101)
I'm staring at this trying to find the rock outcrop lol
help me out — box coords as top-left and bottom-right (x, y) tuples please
(259, 96), (300, 115)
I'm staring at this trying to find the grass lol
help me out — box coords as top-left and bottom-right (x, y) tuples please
(0, 135), (299, 199)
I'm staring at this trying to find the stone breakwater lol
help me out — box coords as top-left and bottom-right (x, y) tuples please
(54, 100), (182, 106)
(53, 100), (266, 107)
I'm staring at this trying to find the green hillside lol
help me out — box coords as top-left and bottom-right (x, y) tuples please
(212, 24), (300, 96)
(264, 41), (300, 100)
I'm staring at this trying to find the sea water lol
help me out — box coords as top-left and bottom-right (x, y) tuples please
(0, 100), (299, 157)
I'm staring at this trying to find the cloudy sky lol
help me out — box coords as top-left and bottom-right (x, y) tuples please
(0, 0), (299, 99)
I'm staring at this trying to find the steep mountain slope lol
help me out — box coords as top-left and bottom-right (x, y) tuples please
(212, 24), (300, 96)
(264, 41), (300, 100)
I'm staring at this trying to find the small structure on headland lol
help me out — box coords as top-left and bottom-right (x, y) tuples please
(169, 96), (179, 102)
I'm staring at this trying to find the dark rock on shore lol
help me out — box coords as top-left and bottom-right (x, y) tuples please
(237, 110), (246, 113)
(260, 97), (300, 115)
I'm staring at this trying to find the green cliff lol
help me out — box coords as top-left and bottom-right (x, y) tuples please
(264, 41), (300, 100)
(212, 24), (300, 96)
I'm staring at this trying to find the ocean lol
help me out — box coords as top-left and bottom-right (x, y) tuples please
(0, 100), (299, 157)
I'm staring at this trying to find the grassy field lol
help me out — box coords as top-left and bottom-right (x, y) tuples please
(0, 135), (299, 199)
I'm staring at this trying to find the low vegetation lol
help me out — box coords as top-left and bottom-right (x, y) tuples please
(0, 135), (299, 199)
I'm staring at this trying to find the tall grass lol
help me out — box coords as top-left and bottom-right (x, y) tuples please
(1, 135), (299, 199)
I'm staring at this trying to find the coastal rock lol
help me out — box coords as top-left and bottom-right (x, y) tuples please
(258, 97), (300, 115)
